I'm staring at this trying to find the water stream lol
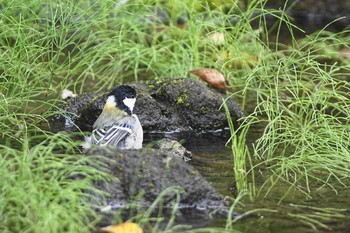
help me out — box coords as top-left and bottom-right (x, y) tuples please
(144, 126), (350, 232)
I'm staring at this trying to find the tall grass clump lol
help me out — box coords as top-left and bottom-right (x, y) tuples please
(223, 100), (255, 197)
(0, 131), (109, 232)
(229, 13), (350, 196)
(0, 1), (121, 230)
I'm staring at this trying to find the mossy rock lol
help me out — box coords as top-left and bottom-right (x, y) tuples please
(52, 78), (244, 133)
(85, 145), (233, 226)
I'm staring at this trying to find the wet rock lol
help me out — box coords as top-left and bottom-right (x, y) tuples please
(51, 78), (243, 133)
(152, 138), (192, 162)
(85, 145), (232, 225)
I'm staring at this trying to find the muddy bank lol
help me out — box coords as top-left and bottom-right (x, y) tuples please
(52, 78), (243, 133)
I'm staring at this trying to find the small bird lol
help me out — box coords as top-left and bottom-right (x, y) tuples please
(83, 85), (143, 150)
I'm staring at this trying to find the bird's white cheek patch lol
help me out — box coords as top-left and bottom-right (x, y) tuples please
(123, 98), (136, 112)
(105, 96), (117, 108)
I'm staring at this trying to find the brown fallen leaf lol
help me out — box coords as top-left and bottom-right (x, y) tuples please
(100, 222), (143, 233)
(189, 68), (228, 91)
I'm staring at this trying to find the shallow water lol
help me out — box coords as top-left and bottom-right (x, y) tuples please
(144, 126), (350, 233)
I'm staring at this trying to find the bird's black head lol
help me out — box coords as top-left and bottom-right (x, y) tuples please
(108, 85), (137, 115)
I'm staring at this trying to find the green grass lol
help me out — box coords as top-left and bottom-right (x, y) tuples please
(0, 132), (109, 232)
(223, 100), (255, 197)
(1, 0), (350, 232)
(240, 28), (350, 197)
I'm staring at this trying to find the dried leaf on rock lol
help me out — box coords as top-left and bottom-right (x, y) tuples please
(100, 222), (143, 233)
(189, 68), (227, 91)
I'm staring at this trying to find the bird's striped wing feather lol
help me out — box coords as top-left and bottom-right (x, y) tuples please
(91, 124), (132, 147)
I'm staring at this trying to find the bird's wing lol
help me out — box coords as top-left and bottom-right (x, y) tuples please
(91, 123), (132, 147)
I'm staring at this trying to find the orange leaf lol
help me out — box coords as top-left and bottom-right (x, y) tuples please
(100, 222), (143, 233)
(189, 68), (227, 91)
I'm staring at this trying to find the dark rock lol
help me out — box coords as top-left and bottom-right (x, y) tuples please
(51, 78), (243, 133)
(266, 0), (350, 33)
(267, 0), (350, 16)
(85, 145), (232, 225)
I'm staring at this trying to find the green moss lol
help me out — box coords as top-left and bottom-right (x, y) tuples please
(148, 183), (155, 190)
(176, 93), (188, 105)
(177, 96), (184, 104)
(156, 87), (163, 94)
